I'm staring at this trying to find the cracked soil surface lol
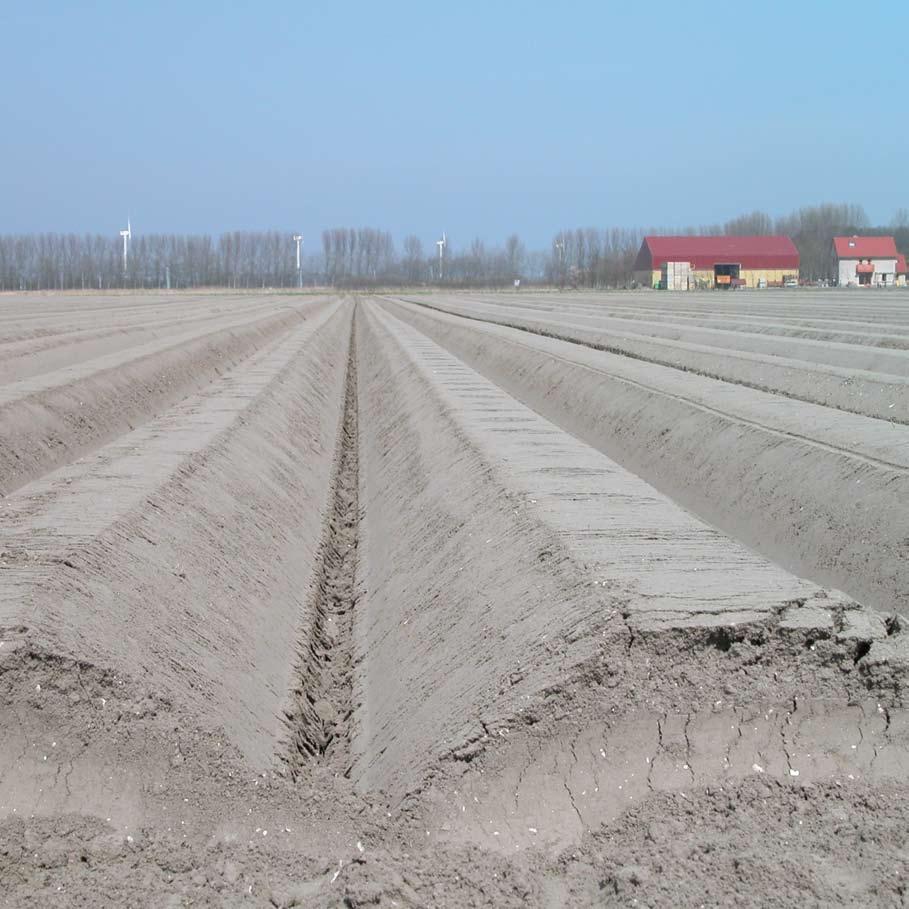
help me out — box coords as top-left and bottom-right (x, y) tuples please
(1, 290), (908, 906)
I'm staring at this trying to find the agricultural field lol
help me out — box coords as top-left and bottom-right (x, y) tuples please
(1, 289), (908, 906)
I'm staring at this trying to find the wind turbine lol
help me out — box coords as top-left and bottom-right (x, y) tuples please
(554, 237), (565, 286)
(293, 234), (303, 288)
(119, 218), (131, 274)
(436, 232), (446, 281)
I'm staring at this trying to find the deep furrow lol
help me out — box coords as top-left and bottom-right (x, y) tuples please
(4, 291), (909, 907)
(401, 295), (909, 377)
(0, 304), (323, 496)
(378, 297), (909, 614)
(396, 296), (909, 423)
(0, 302), (351, 767)
(284, 312), (360, 775)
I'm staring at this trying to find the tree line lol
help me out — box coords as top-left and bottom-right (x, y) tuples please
(1, 203), (906, 291)
(0, 231), (313, 291)
(549, 204), (909, 287)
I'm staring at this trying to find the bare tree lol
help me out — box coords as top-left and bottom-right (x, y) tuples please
(724, 210), (773, 235)
(505, 234), (525, 279)
(402, 235), (424, 284)
(775, 203), (869, 280)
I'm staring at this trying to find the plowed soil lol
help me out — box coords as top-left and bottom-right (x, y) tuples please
(1, 290), (908, 907)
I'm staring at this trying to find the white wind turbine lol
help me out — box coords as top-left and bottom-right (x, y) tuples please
(436, 232), (447, 280)
(119, 217), (131, 273)
(293, 234), (303, 288)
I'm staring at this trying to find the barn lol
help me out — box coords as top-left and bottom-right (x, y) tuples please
(834, 236), (899, 287)
(633, 236), (800, 290)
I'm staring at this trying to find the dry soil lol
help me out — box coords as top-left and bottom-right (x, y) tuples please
(1, 289), (908, 907)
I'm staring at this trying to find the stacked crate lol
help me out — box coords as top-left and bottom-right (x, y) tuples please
(660, 261), (691, 290)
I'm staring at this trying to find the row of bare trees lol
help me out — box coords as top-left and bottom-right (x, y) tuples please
(396, 233), (535, 286)
(549, 204), (909, 287)
(0, 231), (317, 291)
(321, 228), (396, 284)
(0, 228), (533, 290)
(1, 204), (906, 290)
(547, 228), (646, 288)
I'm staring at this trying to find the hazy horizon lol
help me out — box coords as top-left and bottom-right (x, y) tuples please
(2, 0), (907, 250)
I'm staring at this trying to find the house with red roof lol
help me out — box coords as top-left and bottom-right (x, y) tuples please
(896, 253), (907, 287)
(834, 236), (899, 287)
(633, 236), (800, 289)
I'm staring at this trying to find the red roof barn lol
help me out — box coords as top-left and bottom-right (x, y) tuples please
(634, 236), (800, 288)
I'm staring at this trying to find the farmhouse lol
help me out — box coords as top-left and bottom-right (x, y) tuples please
(633, 236), (800, 289)
(898, 254), (907, 287)
(834, 235), (899, 286)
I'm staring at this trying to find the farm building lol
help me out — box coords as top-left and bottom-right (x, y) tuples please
(633, 236), (800, 289)
(834, 236), (900, 286)
(898, 254), (907, 287)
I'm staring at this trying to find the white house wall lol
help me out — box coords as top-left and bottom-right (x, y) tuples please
(838, 258), (898, 286)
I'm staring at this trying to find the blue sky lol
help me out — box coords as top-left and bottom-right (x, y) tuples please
(1, 0), (907, 249)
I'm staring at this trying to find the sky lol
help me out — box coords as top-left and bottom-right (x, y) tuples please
(1, 0), (907, 250)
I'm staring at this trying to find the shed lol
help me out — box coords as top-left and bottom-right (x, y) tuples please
(633, 236), (800, 289)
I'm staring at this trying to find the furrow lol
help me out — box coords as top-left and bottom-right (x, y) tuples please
(0, 300), (351, 766)
(0, 300), (328, 496)
(348, 298), (907, 800)
(397, 295), (909, 422)
(377, 296), (909, 615)
(283, 312), (361, 774)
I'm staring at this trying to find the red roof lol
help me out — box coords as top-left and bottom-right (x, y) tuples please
(636, 236), (799, 271)
(833, 235), (898, 259)
(898, 254), (907, 275)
